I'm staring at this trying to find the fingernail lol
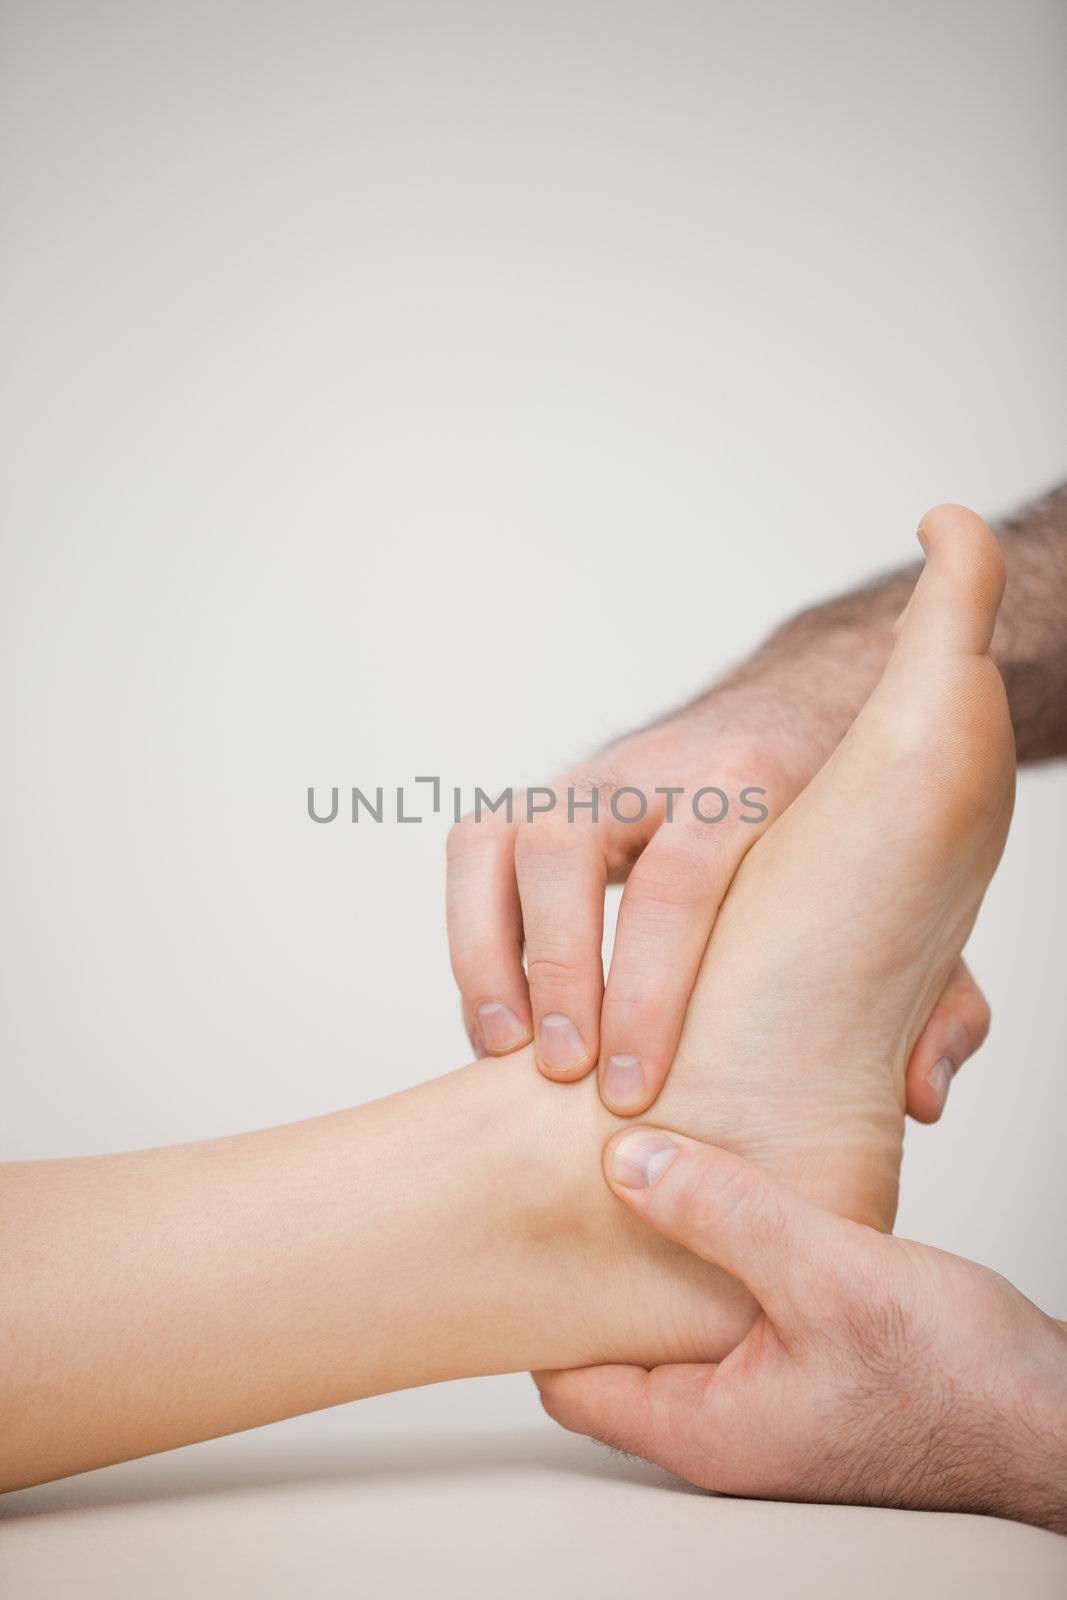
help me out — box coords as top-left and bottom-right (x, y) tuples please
(539, 1013), (587, 1072)
(476, 1002), (528, 1053)
(468, 1022), (487, 1059)
(928, 1056), (954, 1108)
(613, 1131), (678, 1189)
(603, 1053), (645, 1109)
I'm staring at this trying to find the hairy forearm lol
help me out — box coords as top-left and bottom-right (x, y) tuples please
(991, 483), (1067, 760)
(704, 484), (1067, 770)
(997, 1372), (1067, 1537)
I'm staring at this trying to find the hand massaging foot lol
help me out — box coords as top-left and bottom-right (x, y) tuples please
(537, 504), (1016, 1368)
(0, 510), (1017, 1491)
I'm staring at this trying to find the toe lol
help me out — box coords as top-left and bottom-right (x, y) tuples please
(895, 504), (1006, 658)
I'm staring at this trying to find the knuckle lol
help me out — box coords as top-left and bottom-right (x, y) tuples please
(627, 851), (717, 914)
(603, 973), (682, 1032)
(567, 771), (622, 806)
(515, 814), (591, 866)
(448, 938), (505, 987)
(674, 815), (739, 853)
(563, 758), (627, 798)
(601, 986), (656, 1019)
(526, 952), (594, 992)
(733, 752), (794, 804)
(682, 1157), (786, 1255)
(446, 814), (494, 861)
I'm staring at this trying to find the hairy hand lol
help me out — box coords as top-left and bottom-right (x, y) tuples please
(447, 694), (989, 1119)
(536, 1130), (1067, 1535)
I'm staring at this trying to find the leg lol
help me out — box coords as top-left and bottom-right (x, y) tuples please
(0, 508), (1014, 1489)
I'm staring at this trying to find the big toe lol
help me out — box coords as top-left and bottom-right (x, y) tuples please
(894, 504), (1006, 658)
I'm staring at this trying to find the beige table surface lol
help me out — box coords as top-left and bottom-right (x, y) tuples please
(3, 1408), (1064, 1599)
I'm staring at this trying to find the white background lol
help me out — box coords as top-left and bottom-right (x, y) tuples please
(3, 0), (1066, 1456)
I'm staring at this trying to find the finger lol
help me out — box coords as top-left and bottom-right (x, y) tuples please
(447, 816), (532, 1055)
(534, 1363), (713, 1466)
(534, 1365), (653, 1453)
(599, 827), (739, 1114)
(463, 1005), (488, 1060)
(515, 817), (606, 1079)
(904, 959), (990, 1123)
(604, 1129), (873, 1331)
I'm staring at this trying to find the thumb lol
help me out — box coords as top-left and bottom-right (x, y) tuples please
(605, 1128), (870, 1329)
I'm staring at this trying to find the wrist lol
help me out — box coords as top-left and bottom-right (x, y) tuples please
(704, 640), (878, 787)
(1014, 1320), (1067, 1534)
(972, 1315), (1067, 1535)
(686, 588), (907, 792)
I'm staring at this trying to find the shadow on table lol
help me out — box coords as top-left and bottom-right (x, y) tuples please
(1, 1424), (701, 1520)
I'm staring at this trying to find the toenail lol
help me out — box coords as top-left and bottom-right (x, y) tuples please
(927, 1056), (954, 1109)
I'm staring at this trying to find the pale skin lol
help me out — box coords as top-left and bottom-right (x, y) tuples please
(448, 480), (1067, 1117)
(5, 505), (1065, 1536)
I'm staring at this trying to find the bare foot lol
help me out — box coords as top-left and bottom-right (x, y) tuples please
(538, 505), (1015, 1367)
(656, 503), (1014, 1231)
